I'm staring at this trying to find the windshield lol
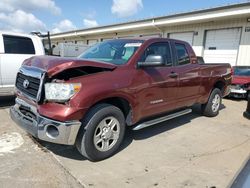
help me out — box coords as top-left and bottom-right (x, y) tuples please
(78, 40), (143, 65)
(233, 67), (250, 76)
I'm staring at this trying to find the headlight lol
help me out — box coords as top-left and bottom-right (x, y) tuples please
(45, 83), (81, 102)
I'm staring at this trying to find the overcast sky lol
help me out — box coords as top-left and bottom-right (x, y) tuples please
(0, 0), (248, 34)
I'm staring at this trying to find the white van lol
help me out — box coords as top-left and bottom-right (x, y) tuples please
(0, 32), (44, 96)
(52, 43), (89, 57)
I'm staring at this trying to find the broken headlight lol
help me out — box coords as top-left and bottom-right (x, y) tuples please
(45, 83), (81, 102)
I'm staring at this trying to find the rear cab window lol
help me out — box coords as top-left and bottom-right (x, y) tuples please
(140, 42), (173, 66)
(175, 43), (190, 65)
(3, 35), (35, 54)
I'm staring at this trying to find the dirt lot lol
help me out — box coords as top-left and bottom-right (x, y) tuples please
(0, 96), (249, 188)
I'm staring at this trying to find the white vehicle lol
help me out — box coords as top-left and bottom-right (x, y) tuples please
(52, 43), (89, 57)
(0, 32), (44, 96)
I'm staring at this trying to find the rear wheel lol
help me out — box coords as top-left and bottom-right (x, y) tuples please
(76, 103), (125, 161)
(201, 88), (222, 117)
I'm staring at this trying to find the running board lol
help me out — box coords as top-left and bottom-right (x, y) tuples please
(132, 109), (192, 131)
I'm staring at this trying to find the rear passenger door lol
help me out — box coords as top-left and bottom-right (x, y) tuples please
(173, 43), (201, 106)
(0, 35), (36, 87)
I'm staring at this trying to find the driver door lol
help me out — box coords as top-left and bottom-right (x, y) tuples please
(136, 42), (179, 119)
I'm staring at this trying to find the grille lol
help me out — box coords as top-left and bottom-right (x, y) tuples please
(16, 73), (41, 99)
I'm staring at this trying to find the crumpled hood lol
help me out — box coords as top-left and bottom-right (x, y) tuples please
(232, 76), (250, 85)
(22, 56), (117, 77)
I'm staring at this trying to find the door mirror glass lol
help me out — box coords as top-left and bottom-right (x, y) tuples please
(138, 55), (164, 68)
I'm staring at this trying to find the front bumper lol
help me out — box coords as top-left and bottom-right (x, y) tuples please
(230, 88), (247, 94)
(229, 86), (247, 98)
(10, 98), (81, 145)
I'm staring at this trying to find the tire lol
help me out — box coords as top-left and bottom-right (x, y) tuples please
(247, 91), (250, 100)
(201, 88), (222, 117)
(76, 103), (126, 161)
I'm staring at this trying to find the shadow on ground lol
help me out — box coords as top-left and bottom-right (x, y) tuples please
(0, 96), (15, 108)
(38, 103), (227, 161)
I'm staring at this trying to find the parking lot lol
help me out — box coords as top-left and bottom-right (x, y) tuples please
(0, 96), (249, 188)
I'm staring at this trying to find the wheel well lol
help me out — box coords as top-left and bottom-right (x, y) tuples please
(214, 81), (225, 93)
(95, 97), (131, 118)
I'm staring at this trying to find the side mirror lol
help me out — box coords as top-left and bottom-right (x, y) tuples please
(138, 55), (165, 68)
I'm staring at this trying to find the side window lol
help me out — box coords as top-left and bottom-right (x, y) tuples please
(122, 47), (136, 61)
(140, 42), (172, 65)
(175, 43), (190, 65)
(3, 35), (35, 54)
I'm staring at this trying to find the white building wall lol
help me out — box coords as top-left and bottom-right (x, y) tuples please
(237, 22), (250, 66)
(162, 18), (250, 65)
(50, 17), (250, 66)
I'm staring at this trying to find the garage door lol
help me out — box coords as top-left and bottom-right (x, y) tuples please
(203, 28), (241, 66)
(169, 32), (194, 45)
(101, 38), (113, 41)
(140, 34), (161, 39)
(87, 39), (98, 46)
(118, 36), (136, 39)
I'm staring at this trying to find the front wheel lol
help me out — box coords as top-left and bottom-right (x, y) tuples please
(76, 103), (126, 161)
(201, 88), (222, 117)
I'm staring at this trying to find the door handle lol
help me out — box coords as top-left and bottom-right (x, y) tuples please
(169, 72), (178, 78)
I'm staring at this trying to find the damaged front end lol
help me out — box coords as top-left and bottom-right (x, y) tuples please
(51, 66), (114, 81)
(18, 56), (116, 103)
(11, 56), (116, 145)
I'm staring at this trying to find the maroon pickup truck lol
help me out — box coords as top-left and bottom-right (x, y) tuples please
(10, 38), (231, 161)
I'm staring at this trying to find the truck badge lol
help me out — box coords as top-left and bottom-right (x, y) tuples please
(23, 79), (30, 89)
(150, 99), (163, 104)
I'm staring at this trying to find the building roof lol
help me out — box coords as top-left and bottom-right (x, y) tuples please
(50, 2), (250, 39)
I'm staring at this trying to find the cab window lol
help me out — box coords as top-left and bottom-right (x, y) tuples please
(175, 43), (190, 65)
(3, 35), (35, 54)
(140, 42), (172, 66)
